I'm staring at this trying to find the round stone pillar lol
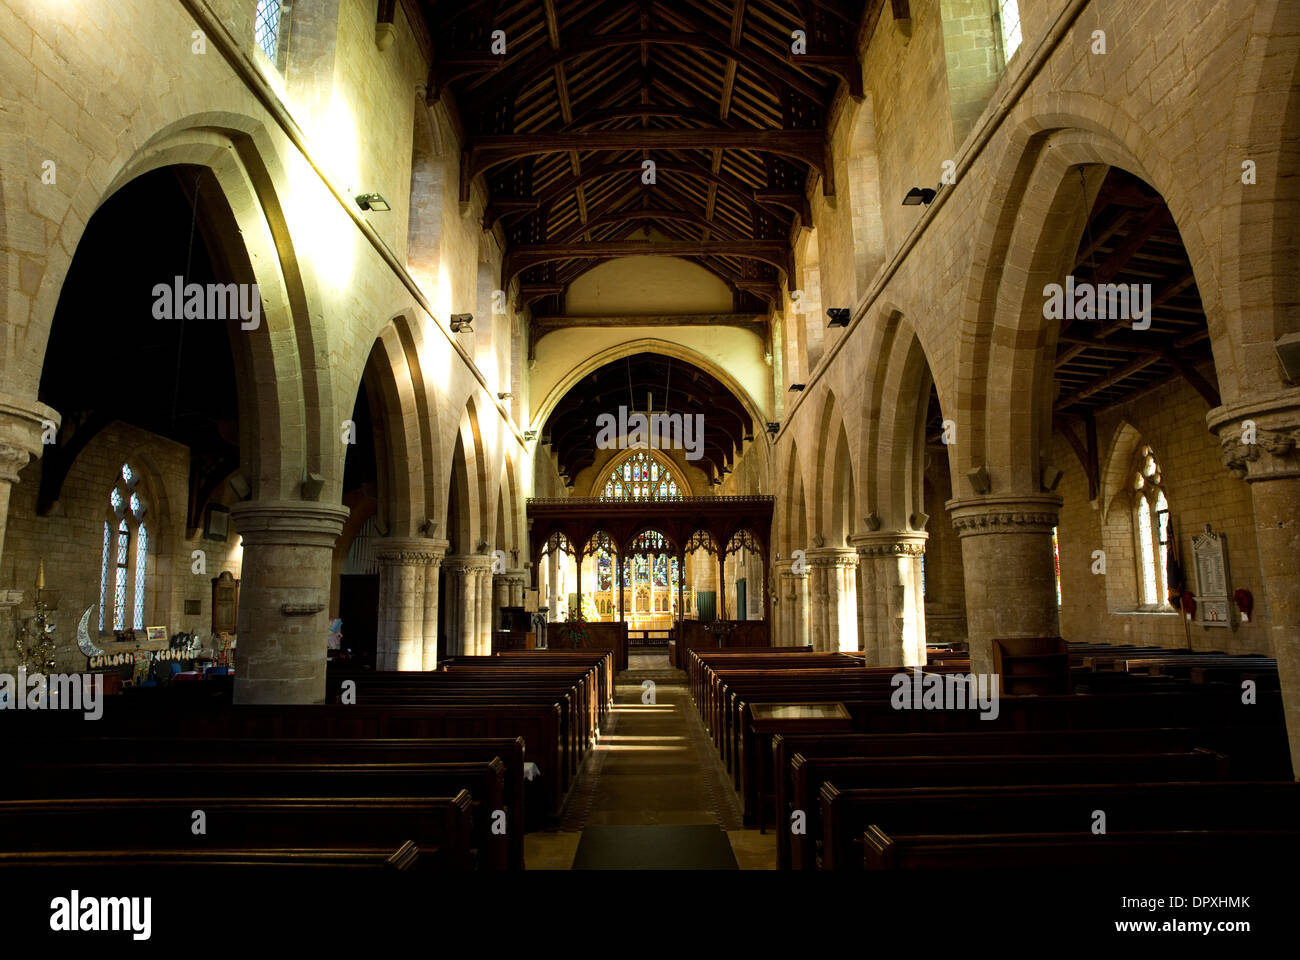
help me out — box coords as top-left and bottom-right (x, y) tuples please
(806, 548), (859, 652)
(851, 532), (928, 667)
(1211, 397), (1300, 778)
(229, 500), (350, 704)
(477, 562), (494, 652)
(375, 538), (444, 671)
(946, 494), (1062, 676)
(422, 540), (449, 669)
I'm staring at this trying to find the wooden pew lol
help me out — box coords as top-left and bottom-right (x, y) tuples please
(862, 825), (1300, 870)
(20, 735), (528, 868)
(0, 796), (472, 872)
(0, 843), (424, 872)
(769, 726), (1292, 868)
(821, 779), (1300, 870)
(788, 748), (1228, 869)
(5, 764), (490, 869)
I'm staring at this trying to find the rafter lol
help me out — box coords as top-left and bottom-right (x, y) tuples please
(503, 240), (792, 290)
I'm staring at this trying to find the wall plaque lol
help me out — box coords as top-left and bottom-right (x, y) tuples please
(1192, 525), (1232, 629)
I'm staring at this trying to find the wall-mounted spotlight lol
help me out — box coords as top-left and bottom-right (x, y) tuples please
(789, 383), (806, 392)
(902, 187), (936, 206)
(766, 422), (780, 435)
(826, 307), (850, 327)
(497, 392), (513, 400)
(449, 313), (474, 332)
(743, 432), (754, 442)
(711, 477), (723, 485)
(355, 193), (391, 212)
(523, 430), (537, 441)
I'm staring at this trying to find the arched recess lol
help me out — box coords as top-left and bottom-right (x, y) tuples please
(1224, 0), (1300, 381)
(781, 438), (810, 556)
(794, 229), (825, 373)
(20, 116), (338, 501)
(957, 110), (1236, 493)
(407, 97), (447, 297)
(845, 93), (886, 295)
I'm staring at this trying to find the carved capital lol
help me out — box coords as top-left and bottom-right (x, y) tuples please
(1207, 393), (1300, 482)
(0, 444), (30, 483)
(946, 494), (1062, 536)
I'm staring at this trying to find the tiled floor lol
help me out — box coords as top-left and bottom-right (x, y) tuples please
(524, 654), (777, 869)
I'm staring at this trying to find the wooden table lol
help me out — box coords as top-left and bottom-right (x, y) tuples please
(749, 701), (853, 833)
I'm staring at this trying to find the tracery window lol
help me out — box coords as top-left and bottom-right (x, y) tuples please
(1132, 446), (1171, 609)
(997, 0), (1022, 61)
(600, 451), (681, 501)
(255, 0), (289, 66)
(99, 463), (149, 634)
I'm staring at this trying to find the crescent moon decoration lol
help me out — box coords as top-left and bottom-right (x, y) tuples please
(77, 605), (105, 658)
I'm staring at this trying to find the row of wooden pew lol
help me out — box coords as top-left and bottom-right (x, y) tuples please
(689, 647), (1299, 870)
(0, 650), (613, 872)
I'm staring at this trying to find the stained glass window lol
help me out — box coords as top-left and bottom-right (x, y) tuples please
(601, 452), (681, 500)
(653, 555), (668, 587)
(101, 464), (148, 634)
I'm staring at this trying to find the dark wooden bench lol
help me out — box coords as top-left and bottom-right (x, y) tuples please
(821, 779), (1300, 870)
(0, 795), (472, 871)
(863, 825), (1300, 870)
(0, 842), (424, 871)
(789, 749), (1228, 869)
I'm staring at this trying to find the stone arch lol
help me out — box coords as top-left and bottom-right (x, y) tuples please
(811, 389), (857, 546)
(1100, 420), (1145, 523)
(407, 97), (448, 297)
(780, 437), (810, 555)
(531, 338), (771, 440)
(358, 325), (430, 538)
(957, 102), (1237, 493)
(17, 115), (336, 502)
(448, 396), (489, 552)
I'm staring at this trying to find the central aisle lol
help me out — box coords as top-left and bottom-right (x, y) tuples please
(526, 654), (774, 869)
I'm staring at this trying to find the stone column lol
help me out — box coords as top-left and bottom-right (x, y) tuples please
(806, 548), (859, 652)
(422, 540), (449, 669)
(0, 393), (59, 578)
(374, 538), (445, 671)
(947, 494), (1062, 676)
(851, 532), (928, 666)
(228, 500), (350, 704)
(442, 557), (477, 657)
(478, 563), (495, 647)
(506, 568), (527, 607)
(1212, 399), (1300, 778)
(772, 558), (793, 644)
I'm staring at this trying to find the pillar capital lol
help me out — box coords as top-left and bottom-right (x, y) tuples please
(374, 536), (449, 565)
(444, 552), (493, 572)
(802, 546), (859, 568)
(0, 392), (60, 465)
(229, 500), (350, 547)
(945, 494), (1061, 535)
(1207, 391), (1300, 482)
(848, 531), (928, 557)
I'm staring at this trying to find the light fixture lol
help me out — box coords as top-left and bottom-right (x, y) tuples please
(498, 392), (513, 400)
(789, 383), (805, 392)
(743, 432), (754, 442)
(902, 187), (936, 206)
(711, 477), (723, 485)
(766, 422), (779, 435)
(524, 430), (537, 441)
(826, 307), (850, 327)
(449, 313), (474, 332)
(355, 193), (391, 212)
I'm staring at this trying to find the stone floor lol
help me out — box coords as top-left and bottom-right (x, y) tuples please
(524, 653), (777, 870)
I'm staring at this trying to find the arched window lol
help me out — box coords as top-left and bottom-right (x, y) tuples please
(996, 0), (1023, 61)
(600, 451), (681, 500)
(1132, 446), (1171, 609)
(254, 0), (288, 66)
(99, 463), (149, 634)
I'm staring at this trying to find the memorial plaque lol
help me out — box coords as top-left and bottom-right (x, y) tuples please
(1192, 527), (1232, 629)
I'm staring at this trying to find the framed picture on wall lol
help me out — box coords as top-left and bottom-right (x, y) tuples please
(204, 504), (231, 541)
(145, 626), (167, 644)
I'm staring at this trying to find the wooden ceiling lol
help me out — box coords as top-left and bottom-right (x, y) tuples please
(420, 0), (873, 319)
(541, 352), (756, 481)
(1054, 168), (1217, 418)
